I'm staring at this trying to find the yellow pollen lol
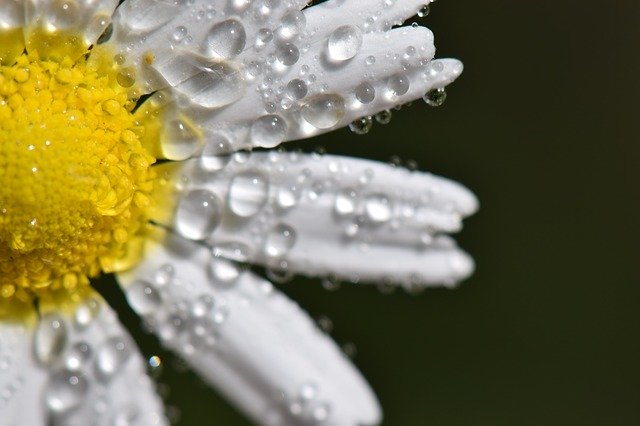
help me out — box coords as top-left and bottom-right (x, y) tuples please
(0, 32), (158, 315)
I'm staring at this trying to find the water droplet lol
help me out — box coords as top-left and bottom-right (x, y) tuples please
(327, 25), (363, 61)
(312, 402), (331, 422)
(250, 115), (287, 148)
(264, 224), (297, 258)
(65, 342), (92, 371)
(417, 4), (431, 18)
(255, 28), (273, 50)
(200, 134), (231, 171)
(276, 43), (300, 66)
(355, 82), (375, 104)
(212, 241), (252, 262)
(45, 370), (88, 414)
(125, 280), (163, 315)
(210, 257), (241, 285)
(34, 314), (67, 366)
(228, 171), (270, 217)
(386, 73), (410, 97)
(204, 19), (246, 59)
(176, 189), (222, 240)
(154, 263), (175, 286)
(276, 185), (301, 210)
(278, 11), (306, 40)
(74, 297), (101, 328)
(161, 118), (202, 161)
(365, 194), (393, 223)
(375, 109), (392, 124)
(334, 188), (358, 216)
(285, 78), (308, 100)
(423, 87), (447, 106)
(301, 94), (346, 129)
(171, 26), (188, 43)
(348, 116), (373, 135)
(96, 337), (132, 380)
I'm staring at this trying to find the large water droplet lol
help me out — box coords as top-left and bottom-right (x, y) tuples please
(176, 189), (222, 240)
(334, 188), (358, 216)
(227, 171), (270, 217)
(423, 87), (447, 107)
(250, 115), (287, 148)
(301, 94), (346, 129)
(327, 25), (363, 61)
(45, 370), (88, 414)
(161, 118), (202, 161)
(96, 337), (132, 380)
(125, 280), (163, 315)
(285, 79), (308, 100)
(386, 73), (410, 97)
(34, 314), (67, 366)
(200, 134), (232, 171)
(276, 43), (300, 66)
(365, 194), (393, 223)
(203, 19), (246, 59)
(277, 11), (306, 40)
(264, 223), (297, 258)
(355, 82), (375, 104)
(210, 257), (241, 285)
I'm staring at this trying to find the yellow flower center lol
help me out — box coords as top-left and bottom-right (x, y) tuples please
(0, 30), (158, 315)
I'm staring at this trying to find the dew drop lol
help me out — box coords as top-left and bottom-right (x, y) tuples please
(365, 194), (393, 223)
(45, 370), (88, 414)
(264, 223), (297, 258)
(200, 134), (231, 171)
(125, 280), (163, 315)
(250, 115), (287, 148)
(327, 25), (363, 61)
(210, 257), (241, 285)
(95, 337), (132, 380)
(161, 118), (202, 161)
(348, 116), (373, 135)
(386, 73), (410, 97)
(65, 342), (92, 371)
(204, 19), (246, 59)
(423, 87), (447, 107)
(301, 94), (346, 129)
(375, 109), (392, 124)
(276, 43), (300, 66)
(334, 188), (358, 216)
(278, 11), (306, 40)
(34, 314), (67, 366)
(74, 297), (101, 328)
(228, 171), (270, 217)
(285, 78), (308, 100)
(176, 189), (222, 240)
(355, 82), (375, 104)
(417, 4), (431, 18)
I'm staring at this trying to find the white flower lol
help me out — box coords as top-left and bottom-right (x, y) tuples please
(0, 0), (477, 425)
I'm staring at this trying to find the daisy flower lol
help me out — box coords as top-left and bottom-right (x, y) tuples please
(0, 0), (478, 424)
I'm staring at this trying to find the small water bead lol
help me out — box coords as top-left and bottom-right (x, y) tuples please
(375, 109), (393, 124)
(34, 314), (68, 366)
(125, 280), (163, 315)
(327, 25), (363, 61)
(204, 19), (246, 59)
(74, 297), (101, 328)
(161, 118), (202, 161)
(276, 43), (300, 66)
(228, 171), (270, 217)
(277, 11), (306, 40)
(65, 342), (92, 371)
(266, 264), (294, 284)
(417, 4), (431, 18)
(191, 295), (215, 319)
(264, 224), (297, 258)
(250, 115), (287, 148)
(285, 78), (308, 100)
(45, 370), (89, 414)
(116, 67), (136, 88)
(365, 55), (376, 66)
(355, 82), (375, 104)
(176, 189), (222, 240)
(276, 185), (301, 209)
(423, 87), (447, 106)
(334, 188), (358, 216)
(212, 241), (252, 262)
(301, 94), (346, 129)
(348, 116), (373, 135)
(154, 263), (175, 286)
(171, 26), (188, 43)
(96, 337), (132, 379)
(386, 73), (410, 97)
(255, 28), (273, 50)
(365, 194), (393, 223)
(209, 257), (241, 285)
(200, 134), (232, 172)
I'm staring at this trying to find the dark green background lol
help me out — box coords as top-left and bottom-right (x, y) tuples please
(102, 1), (640, 424)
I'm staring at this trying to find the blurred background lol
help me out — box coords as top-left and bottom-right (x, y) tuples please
(102, 1), (640, 424)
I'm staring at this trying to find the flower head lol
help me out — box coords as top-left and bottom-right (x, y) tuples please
(0, 0), (477, 424)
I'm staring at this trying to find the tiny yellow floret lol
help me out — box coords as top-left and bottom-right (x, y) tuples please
(0, 32), (159, 315)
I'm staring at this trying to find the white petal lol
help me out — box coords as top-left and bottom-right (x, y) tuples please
(0, 295), (167, 426)
(117, 230), (382, 425)
(154, 151), (476, 287)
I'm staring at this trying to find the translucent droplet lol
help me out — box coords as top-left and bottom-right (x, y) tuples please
(365, 194), (393, 223)
(327, 25), (363, 61)
(285, 78), (308, 100)
(212, 241), (252, 262)
(65, 342), (92, 371)
(171, 26), (187, 43)
(355, 82), (375, 104)
(210, 257), (241, 285)
(125, 280), (163, 315)
(264, 224), (297, 258)
(250, 115), (287, 148)
(276, 43), (300, 66)
(154, 263), (175, 286)
(386, 73), (410, 97)
(312, 402), (332, 422)
(34, 314), (67, 366)
(417, 4), (431, 18)
(228, 171), (270, 217)
(349, 117), (373, 135)
(276, 185), (301, 210)
(45, 370), (88, 414)
(96, 337), (132, 379)
(74, 297), (101, 328)
(278, 11), (306, 40)
(301, 94), (346, 129)
(204, 19), (246, 59)
(375, 109), (392, 124)
(200, 134), (231, 171)
(334, 188), (358, 216)
(176, 189), (222, 240)
(423, 87), (447, 107)
(255, 28), (273, 50)
(161, 118), (202, 161)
